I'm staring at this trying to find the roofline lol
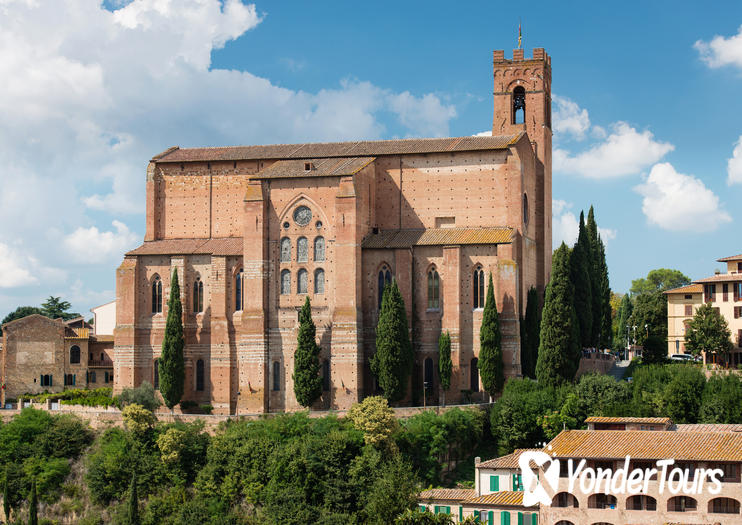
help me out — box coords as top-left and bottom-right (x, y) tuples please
(150, 132), (526, 163)
(1, 313), (62, 331)
(90, 300), (116, 312)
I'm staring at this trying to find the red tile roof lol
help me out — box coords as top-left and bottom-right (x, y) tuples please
(362, 228), (513, 249)
(250, 157), (374, 179)
(477, 449), (540, 470)
(693, 274), (742, 283)
(674, 424), (742, 432)
(463, 491), (532, 507)
(664, 284), (703, 295)
(548, 429), (742, 462)
(418, 488), (475, 502)
(584, 416), (672, 425)
(151, 133), (524, 163)
(126, 237), (243, 256)
(717, 253), (742, 262)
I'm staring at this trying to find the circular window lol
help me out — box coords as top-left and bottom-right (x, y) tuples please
(293, 206), (312, 227)
(283, 221), (290, 229)
(316, 220), (323, 229)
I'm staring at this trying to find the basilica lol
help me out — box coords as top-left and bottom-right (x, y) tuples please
(114, 48), (553, 414)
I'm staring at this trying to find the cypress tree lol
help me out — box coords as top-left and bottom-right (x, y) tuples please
(616, 294), (633, 348)
(570, 212), (593, 349)
(537, 243), (581, 386)
(3, 465), (10, 524)
(371, 280), (413, 403)
(28, 478), (37, 525)
(126, 471), (140, 525)
(597, 235), (613, 349)
(585, 206), (602, 346)
(159, 269), (185, 410)
(521, 287), (541, 378)
(293, 297), (323, 408)
(438, 331), (452, 392)
(478, 274), (504, 396)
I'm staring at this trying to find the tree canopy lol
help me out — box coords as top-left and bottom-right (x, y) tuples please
(159, 269), (185, 410)
(685, 302), (734, 362)
(371, 280), (413, 403)
(569, 212), (593, 348)
(293, 297), (323, 408)
(478, 273), (504, 396)
(630, 269), (691, 296)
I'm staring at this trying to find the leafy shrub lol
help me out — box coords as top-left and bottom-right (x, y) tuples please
(115, 382), (161, 412)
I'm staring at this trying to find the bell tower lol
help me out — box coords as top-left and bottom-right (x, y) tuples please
(492, 47), (552, 290)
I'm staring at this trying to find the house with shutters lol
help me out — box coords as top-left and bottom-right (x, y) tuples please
(417, 448), (539, 524)
(0, 314), (114, 405)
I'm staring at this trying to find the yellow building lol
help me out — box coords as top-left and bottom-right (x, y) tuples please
(665, 253), (742, 366)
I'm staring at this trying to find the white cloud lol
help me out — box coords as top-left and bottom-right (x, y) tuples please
(634, 162), (732, 232)
(0, 243), (38, 288)
(552, 95), (590, 140)
(63, 221), (140, 264)
(552, 200), (616, 248)
(0, 0), (458, 314)
(554, 122), (674, 178)
(473, 130), (492, 137)
(727, 136), (742, 185)
(695, 25), (742, 69)
(552, 200), (579, 248)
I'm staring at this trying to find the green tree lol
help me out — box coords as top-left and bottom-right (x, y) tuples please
(361, 457), (418, 525)
(371, 280), (413, 403)
(478, 274), (504, 396)
(536, 243), (581, 386)
(642, 334), (668, 364)
(3, 465), (10, 524)
(0, 306), (43, 335)
(126, 471), (140, 525)
(615, 294), (633, 350)
(395, 508), (454, 525)
(570, 212), (593, 348)
(685, 302), (734, 365)
(292, 297), (323, 408)
(521, 287), (540, 379)
(437, 332), (452, 395)
(347, 396), (399, 450)
(159, 269), (185, 410)
(596, 236), (612, 349)
(40, 296), (79, 320)
(28, 478), (38, 525)
(628, 291), (666, 346)
(630, 269), (691, 296)
(122, 404), (157, 443)
(700, 373), (742, 423)
(585, 206), (602, 347)
(662, 365), (706, 424)
(116, 382), (161, 412)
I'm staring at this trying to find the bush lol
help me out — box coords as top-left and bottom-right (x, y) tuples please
(115, 382), (161, 412)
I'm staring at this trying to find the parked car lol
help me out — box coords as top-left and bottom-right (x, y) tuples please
(670, 353), (694, 362)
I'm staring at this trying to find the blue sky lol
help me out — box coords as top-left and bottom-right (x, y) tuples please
(1, 0), (741, 318)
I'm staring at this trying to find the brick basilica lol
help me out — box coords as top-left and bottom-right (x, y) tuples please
(114, 48), (553, 414)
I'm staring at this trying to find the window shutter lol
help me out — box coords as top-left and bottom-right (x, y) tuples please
(73, 374), (76, 386)
(49, 375), (53, 386)
(518, 512), (523, 525)
(490, 475), (499, 492)
(445, 506), (451, 514)
(434, 506), (440, 514)
(531, 514), (538, 525)
(459, 506), (463, 521)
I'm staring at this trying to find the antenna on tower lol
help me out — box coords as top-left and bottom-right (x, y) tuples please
(518, 18), (522, 49)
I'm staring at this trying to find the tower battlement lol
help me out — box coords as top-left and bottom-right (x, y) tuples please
(493, 48), (550, 65)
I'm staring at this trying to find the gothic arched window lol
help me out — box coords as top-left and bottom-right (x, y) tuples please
(314, 236), (325, 262)
(70, 345), (80, 364)
(193, 277), (204, 313)
(280, 237), (291, 262)
(235, 269), (244, 310)
(153, 359), (160, 389)
(298, 269), (308, 294)
(473, 266), (485, 309)
(196, 359), (205, 392)
(427, 268), (440, 309)
(322, 359), (330, 392)
(280, 270), (291, 295)
(297, 237), (308, 263)
(314, 269), (325, 294)
(513, 85), (526, 124)
(378, 265), (393, 308)
(523, 193), (529, 226)
(152, 275), (162, 314)
(470, 358), (479, 392)
(272, 361), (280, 391)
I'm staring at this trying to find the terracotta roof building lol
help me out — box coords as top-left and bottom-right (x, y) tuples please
(114, 48), (554, 414)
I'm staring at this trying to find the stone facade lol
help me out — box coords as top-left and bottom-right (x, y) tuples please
(1, 314), (114, 404)
(114, 48), (553, 414)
